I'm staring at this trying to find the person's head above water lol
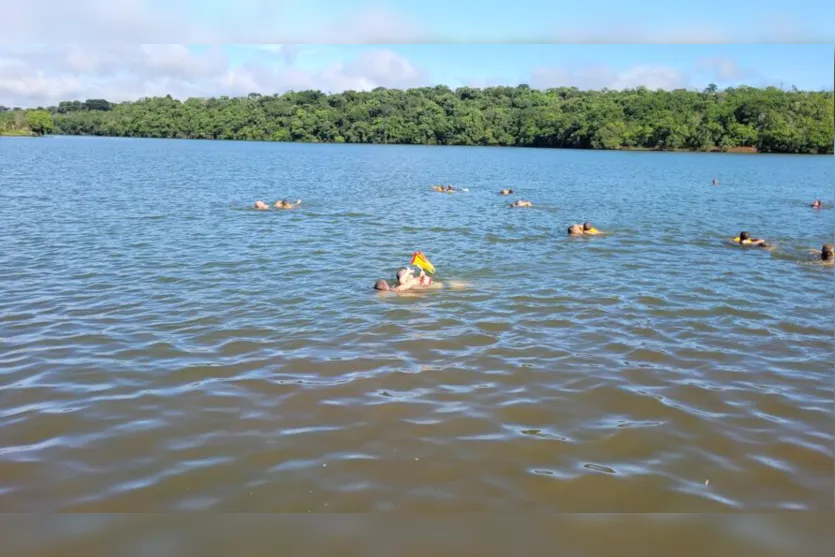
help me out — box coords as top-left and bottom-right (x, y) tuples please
(374, 279), (390, 290)
(568, 224), (583, 235)
(583, 221), (594, 231)
(822, 244), (833, 261)
(812, 199), (822, 207)
(396, 267), (415, 285)
(736, 231), (768, 247)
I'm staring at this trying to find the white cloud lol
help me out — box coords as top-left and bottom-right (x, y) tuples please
(307, 6), (425, 43)
(0, 44), (429, 107)
(2, 0), (203, 43)
(529, 64), (688, 91)
(247, 45), (301, 65)
(695, 57), (755, 81)
(2, 42), (773, 109)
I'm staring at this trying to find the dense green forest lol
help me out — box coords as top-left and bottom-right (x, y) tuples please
(1, 84), (833, 153)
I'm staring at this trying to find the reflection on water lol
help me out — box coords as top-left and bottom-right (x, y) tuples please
(0, 137), (832, 515)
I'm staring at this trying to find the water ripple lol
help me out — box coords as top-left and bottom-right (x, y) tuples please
(0, 138), (831, 512)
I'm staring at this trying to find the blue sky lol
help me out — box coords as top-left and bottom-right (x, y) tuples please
(0, 0), (833, 106)
(170, 1), (835, 43)
(227, 44), (832, 91)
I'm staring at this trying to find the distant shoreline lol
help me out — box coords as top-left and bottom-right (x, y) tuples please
(26, 134), (831, 155)
(4, 84), (832, 155)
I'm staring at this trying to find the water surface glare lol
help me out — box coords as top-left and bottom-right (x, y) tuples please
(0, 137), (832, 512)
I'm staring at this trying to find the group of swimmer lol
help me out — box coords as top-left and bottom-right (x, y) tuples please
(374, 267), (438, 292)
(435, 184), (532, 206)
(377, 187), (606, 293)
(251, 182), (831, 295)
(734, 232), (833, 263)
(254, 199), (302, 210)
(568, 222), (602, 235)
(730, 198), (832, 264)
(497, 188), (535, 208)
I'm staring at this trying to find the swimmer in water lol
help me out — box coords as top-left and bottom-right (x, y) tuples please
(712, 179), (719, 186)
(374, 267), (443, 292)
(510, 200), (532, 208)
(499, 188), (514, 195)
(254, 200), (270, 210)
(568, 222), (602, 235)
(275, 199), (302, 209)
(733, 231), (769, 248)
(820, 244), (833, 264)
(582, 221), (602, 235)
(811, 199), (822, 208)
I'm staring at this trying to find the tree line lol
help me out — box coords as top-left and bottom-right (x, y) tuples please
(1, 84), (832, 154)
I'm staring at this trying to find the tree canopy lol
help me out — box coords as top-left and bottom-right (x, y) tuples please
(2, 84), (832, 153)
(24, 110), (54, 136)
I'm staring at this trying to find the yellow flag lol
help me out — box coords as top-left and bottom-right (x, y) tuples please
(411, 251), (435, 274)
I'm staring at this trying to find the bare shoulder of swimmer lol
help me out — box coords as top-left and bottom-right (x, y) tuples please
(375, 279), (414, 292)
(389, 281), (426, 292)
(392, 277), (419, 291)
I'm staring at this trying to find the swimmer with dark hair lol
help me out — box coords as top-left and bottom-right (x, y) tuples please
(821, 244), (833, 264)
(499, 188), (514, 195)
(275, 199), (302, 209)
(811, 199), (822, 209)
(582, 221), (602, 235)
(374, 279), (393, 291)
(510, 199), (532, 208)
(568, 222), (602, 235)
(732, 231), (769, 248)
(374, 267), (443, 292)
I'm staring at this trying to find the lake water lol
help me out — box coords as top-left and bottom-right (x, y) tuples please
(0, 137), (832, 523)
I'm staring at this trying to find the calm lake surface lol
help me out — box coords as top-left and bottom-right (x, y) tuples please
(0, 137), (832, 523)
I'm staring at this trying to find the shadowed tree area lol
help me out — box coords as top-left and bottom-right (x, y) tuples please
(1, 84), (832, 153)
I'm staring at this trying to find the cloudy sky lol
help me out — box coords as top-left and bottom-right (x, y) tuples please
(1, 0), (832, 108)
